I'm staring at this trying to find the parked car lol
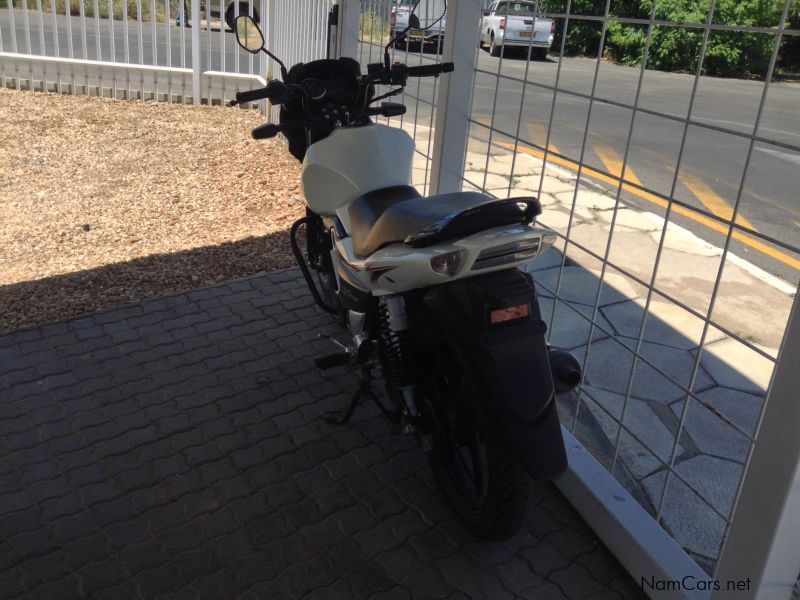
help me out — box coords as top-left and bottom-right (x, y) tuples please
(479, 0), (554, 59)
(390, 3), (446, 49)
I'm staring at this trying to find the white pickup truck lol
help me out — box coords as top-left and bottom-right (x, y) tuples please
(479, 1), (555, 59)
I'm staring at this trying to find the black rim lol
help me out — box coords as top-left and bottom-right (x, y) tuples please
(427, 341), (490, 511)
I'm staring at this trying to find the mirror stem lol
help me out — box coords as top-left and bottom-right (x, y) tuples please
(261, 48), (289, 80)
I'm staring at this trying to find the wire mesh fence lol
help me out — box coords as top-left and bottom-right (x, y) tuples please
(467, 0), (799, 576)
(361, 0), (800, 577)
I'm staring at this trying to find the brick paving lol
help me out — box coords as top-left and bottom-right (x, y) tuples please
(0, 268), (646, 600)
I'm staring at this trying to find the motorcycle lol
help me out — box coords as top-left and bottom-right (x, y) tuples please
(231, 13), (581, 540)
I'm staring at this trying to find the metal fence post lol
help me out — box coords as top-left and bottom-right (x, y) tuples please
(711, 289), (800, 600)
(191, 0), (201, 103)
(428, 0), (482, 195)
(335, 0), (360, 60)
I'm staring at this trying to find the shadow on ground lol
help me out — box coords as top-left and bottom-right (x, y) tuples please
(0, 231), (297, 335)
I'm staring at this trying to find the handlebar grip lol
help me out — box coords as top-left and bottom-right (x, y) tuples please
(406, 62), (454, 77)
(234, 80), (286, 105)
(252, 124), (283, 140)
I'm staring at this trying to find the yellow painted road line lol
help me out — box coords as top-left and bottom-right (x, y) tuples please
(497, 141), (800, 271)
(794, 220), (800, 229)
(680, 172), (758, 232)
(525, 122), (560, 154)
(594, 144), (644, 187)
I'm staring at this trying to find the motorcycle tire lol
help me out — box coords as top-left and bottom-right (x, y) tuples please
(413, 306), (529, 540)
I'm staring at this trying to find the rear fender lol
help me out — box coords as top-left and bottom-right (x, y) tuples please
(419, 269), (567, 480)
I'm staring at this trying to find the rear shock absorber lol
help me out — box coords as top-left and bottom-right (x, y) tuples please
(378, 296), (418, 419)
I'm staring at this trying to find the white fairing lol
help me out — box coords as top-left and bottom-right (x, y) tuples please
(301, 124), (415, 229)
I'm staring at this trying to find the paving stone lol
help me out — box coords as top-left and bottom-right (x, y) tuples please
(695, 386), (764, 436)
(0, 269), (640, 600)
(674, 455), (743, 518)
(670, 398), (751, 462)
(580, 385), (683, 478)
(596, 208), (663, 232)
(534, 267), (641, 306)
(536, 208), (572, 231)
(538, 297), (613, 349)
(641, 470), (726, 560)
(540, 176), (576, 195)
(697, 338), (774, 394)
(601, 299), (727, 351)
(581, 339), (714, 403)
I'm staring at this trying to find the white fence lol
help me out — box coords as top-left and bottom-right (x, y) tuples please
(0, 0), (332, 104)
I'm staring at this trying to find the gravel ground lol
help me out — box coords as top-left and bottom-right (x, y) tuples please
(0, 89), (305, 334)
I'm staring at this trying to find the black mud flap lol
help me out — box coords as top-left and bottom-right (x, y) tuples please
(420, 269), (567, 480)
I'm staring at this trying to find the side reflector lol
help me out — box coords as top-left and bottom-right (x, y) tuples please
(490, 303), (529, 324)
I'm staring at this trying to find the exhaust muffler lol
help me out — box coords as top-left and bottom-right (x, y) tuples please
(548, 348), (582, 394)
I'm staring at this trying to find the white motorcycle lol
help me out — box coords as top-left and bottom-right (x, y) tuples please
(233, 14), (581, 540)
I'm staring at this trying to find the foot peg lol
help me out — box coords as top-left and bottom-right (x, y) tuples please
(314, 353), (351, 370)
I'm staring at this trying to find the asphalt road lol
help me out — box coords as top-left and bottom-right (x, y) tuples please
(2, 10), (799, 283)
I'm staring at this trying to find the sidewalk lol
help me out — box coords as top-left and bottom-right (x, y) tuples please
(0, 269), (644, 599)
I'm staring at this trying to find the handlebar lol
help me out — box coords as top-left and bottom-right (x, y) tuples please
(406, 62), (454, 78)
(233, 80), (287, 105)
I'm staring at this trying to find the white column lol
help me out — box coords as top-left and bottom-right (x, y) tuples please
(335, 0), (360, 60)
(429, 0), (483, 195)
(191, 0), (200, 104)
(712, 289), (800, 600)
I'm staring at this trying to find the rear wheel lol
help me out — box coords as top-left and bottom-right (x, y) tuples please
(489, 33), (502, 57)
(413, 307), (529, 540)
(532, 47), (548, 60)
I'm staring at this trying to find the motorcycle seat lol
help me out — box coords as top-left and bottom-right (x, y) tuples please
(348, 185), (541, 257)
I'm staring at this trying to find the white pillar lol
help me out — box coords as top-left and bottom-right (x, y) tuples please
(712, 289), (800, 600)
(335, 0), (359, 60)
(191, 0), (200, 104)
(429, 0), (483, 195)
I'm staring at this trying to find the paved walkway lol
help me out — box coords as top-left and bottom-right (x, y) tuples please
(0, 269), (644, 600)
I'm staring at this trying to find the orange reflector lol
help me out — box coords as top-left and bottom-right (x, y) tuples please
(490, 303), (529, 324)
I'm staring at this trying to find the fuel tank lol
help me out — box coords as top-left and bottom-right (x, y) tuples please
(301, 124), (415, 225)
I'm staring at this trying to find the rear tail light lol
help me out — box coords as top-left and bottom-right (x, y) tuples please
(551, 21), (556, 34)
(490, 303), (530, 325)
(390, 11), (396, 26)
(499, 17), (506, 30)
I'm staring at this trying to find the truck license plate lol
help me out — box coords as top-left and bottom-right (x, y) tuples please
(520, 30), (532, 38)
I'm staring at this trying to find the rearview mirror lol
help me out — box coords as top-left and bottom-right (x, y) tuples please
(235, 15), (264, 53)
(483, 10), (491, 15)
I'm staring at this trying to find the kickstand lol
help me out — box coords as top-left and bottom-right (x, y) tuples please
(320, 364), (398, 425)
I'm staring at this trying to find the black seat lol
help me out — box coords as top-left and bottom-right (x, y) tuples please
(348, 185), (541, 257)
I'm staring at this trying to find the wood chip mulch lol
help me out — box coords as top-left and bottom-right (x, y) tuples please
(0, 88), (307, 334)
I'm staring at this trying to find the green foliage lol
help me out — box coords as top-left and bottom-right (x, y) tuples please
(360, 10), (390, 44)
(543, 0), (796, 77)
